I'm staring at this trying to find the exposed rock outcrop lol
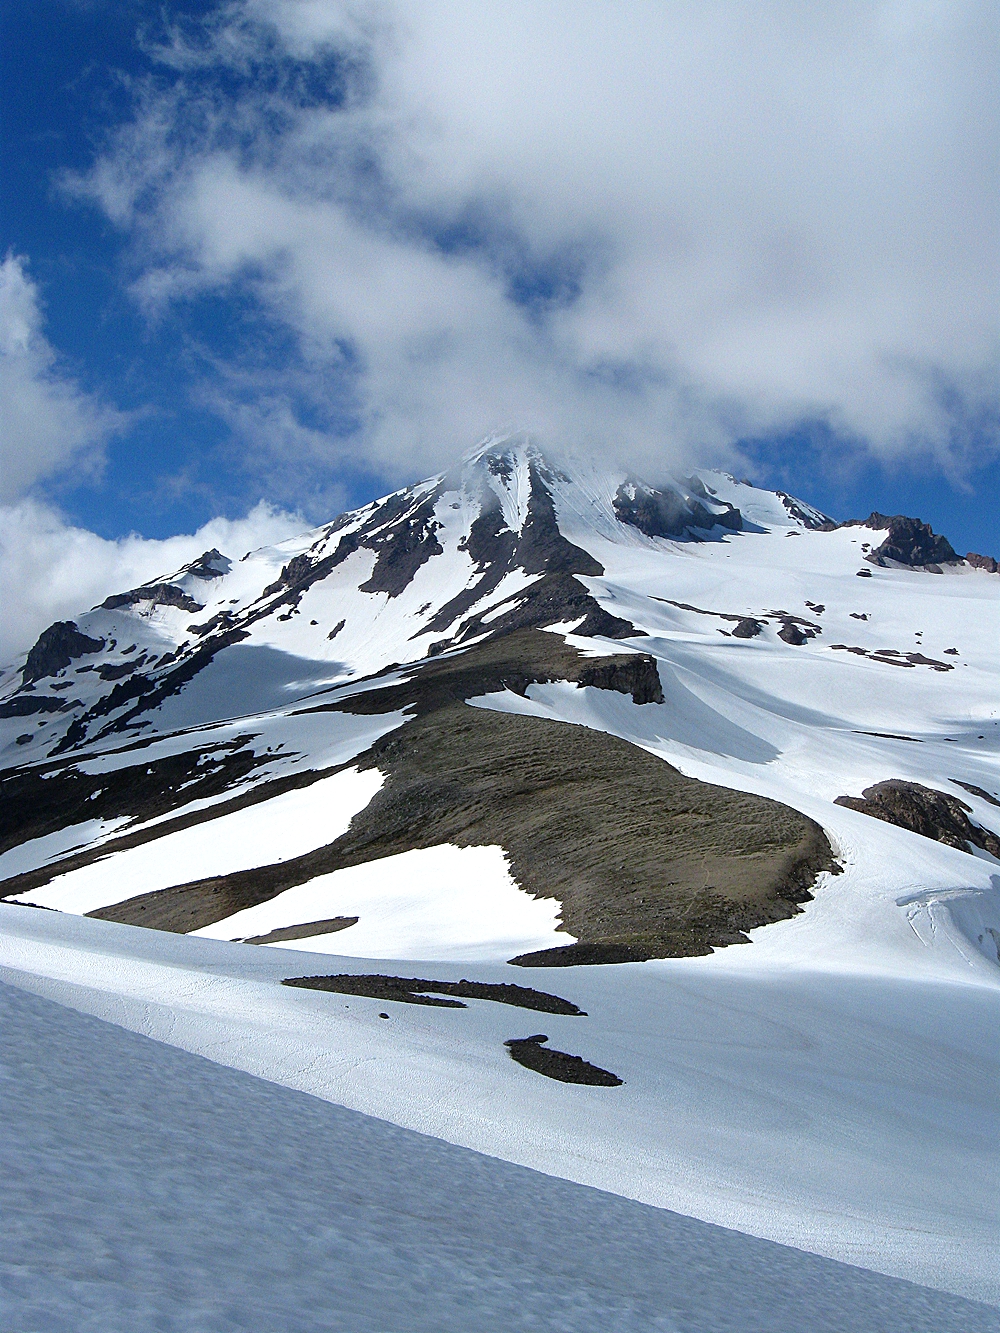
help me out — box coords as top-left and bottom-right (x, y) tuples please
(841, 514), (959, 569)
(181, 548), (231, 579)
(775, 493), (837, 530)
(102, 583), (204, 614)
(613, 480), (741, 538)
(359, 494), (445, 596)
(446, 574), (641, 646)
(731, 618), (764, 639)
(835, 780), (1000, 857)
(0, 695), (77, 719)
(965, 552), (998, 573)
(21, 622), (105, 684)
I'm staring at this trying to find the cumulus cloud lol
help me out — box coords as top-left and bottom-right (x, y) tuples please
(67, 0), (998, 483)
(0, 498), (306, 664)
(0, 255), (127, 500)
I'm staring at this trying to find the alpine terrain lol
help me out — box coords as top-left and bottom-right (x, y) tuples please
(2, 434), (999, 1330)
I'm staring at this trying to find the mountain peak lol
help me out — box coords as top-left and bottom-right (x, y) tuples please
(1, 438), (984, 767)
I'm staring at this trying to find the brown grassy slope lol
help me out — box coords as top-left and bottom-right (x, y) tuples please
(94, 696), (835, 960)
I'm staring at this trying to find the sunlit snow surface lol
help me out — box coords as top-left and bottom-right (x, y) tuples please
(3, 906), (997, 1313)
(14, 767), (384, 916)
(2, 452), (999, 1324)
(193, 843), (575, 961)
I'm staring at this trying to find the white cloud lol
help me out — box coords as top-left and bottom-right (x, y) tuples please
(0, 498), (306, 665)
(0, 255), (127, 501)
(71, 0), (998, 482)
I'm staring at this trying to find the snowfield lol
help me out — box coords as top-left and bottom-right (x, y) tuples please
(1, 437), (998, 1327)
(2, 904), (997, 1311)
(6, 980), (998, 1333)
(14, 766), (385, 916)
(191, 842), (575, 960)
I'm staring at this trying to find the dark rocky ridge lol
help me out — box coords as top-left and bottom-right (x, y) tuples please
(613, 480), (741, 538)
(841, 514), (959, 569)
(1, 451), (804, 756)
(258, 455), (605, 644)
(359, 493), (444, 596)
(260, 534), (360, 606)
(419, 505), (518, 635)
(520, 464), (605, 574)
(48, 625), (252, 756)
(835, 780), (1000, 858)
(302, 629), (664, 718)
(182, 548), (231, 579)
(775, 493), (837, 530)
(417, 457), (605, 641)
(437, 573), (642, 650)
(21, 622), (105, 685)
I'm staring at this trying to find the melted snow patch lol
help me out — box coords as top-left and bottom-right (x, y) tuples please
(192, 843), (575, 962)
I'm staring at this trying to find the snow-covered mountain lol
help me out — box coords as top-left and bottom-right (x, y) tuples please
(2, 433), (999, 1315)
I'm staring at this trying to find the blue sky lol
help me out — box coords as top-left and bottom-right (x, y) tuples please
(1, 0), (381, 537)
(1, 0), (998, 651)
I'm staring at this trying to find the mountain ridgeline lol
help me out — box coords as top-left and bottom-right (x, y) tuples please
(1, 436), (996, 965)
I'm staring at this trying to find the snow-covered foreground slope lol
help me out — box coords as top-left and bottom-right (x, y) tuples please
(2, 905), (998, 1310)
(2, 435), (999, 1321)
(7, 981), (998, 1333)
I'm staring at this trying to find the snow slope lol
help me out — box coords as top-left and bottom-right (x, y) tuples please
(191, 843), (575, 960)
(2, 905), (997, 1308)
(7, 980), (998, 1333)
(1, 434), (998, 1317)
